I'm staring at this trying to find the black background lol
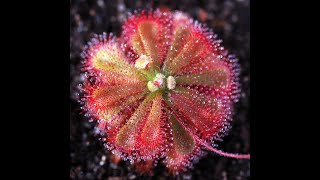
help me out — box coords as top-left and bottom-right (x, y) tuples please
(4, 0), (316, 179)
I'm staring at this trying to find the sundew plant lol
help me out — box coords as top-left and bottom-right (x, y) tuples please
(79, 9), (250, 174)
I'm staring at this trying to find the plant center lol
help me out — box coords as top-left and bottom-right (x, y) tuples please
(147, 73), (176, 92)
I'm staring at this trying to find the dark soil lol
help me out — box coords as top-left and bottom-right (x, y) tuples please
(70, 0), (250, 179)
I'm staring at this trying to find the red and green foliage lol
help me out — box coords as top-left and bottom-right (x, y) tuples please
(80, 10), (249, 174)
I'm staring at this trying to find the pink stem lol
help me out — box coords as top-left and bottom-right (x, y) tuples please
(177, 119), (251, 159)
(177, 118), (250, 159)
(164, 106), (250, 159)
(197, 138), (250, 159)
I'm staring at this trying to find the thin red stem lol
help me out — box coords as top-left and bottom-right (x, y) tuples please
(165, 105), (250, 159)
(197, 138), (250, 159)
